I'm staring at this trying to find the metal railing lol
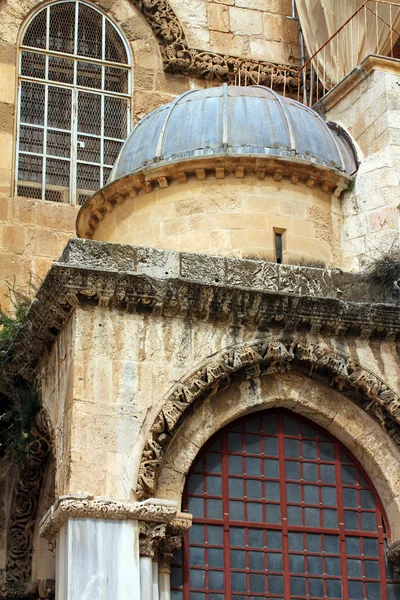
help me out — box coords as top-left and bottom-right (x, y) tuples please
(298, 0), (400, 106)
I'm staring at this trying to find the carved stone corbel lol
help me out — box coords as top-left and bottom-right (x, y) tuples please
(139, 522), (167, 558)
(387, 539), (400, 572)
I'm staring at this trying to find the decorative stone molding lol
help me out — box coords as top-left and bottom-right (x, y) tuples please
(39, 495), (178, 543)
(0, 580), (54, 599)
(5, 410), (51, 584)
(78, 157), (349, 240)
(5, 240), (399, 382)
(136, 339), (400, 499)
(131, 0), (301, 92)
(388, 540), (400, 572)
(139, 522), (167, 558)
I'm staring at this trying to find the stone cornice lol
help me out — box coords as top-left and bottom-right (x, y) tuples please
(4, 240), (399, 381)
(39, 495), (179, 541)
(131, 0), (301, 91)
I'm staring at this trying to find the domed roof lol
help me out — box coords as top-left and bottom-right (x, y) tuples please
(109, 84), (357, 183)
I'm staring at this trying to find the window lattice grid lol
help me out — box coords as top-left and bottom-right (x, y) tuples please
(17, 0), (130, 204)
(171, 410), (400, 600)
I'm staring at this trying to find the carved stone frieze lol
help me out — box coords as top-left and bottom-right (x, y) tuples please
(139, 522), (166, 558)
(6, 241), (399, 382)
(131, 0), (301, 92)
(5, 410), (51, 584)
(136, 339), (400, 499)
(39, 495), (178, 542)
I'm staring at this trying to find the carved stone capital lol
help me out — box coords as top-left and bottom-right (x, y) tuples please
(139, 522), (167, 558)
(39, 495), (178, 541)
(387, 539), (400, 571)
(0, 582), (38, 599)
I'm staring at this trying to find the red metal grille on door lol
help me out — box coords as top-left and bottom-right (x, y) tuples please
(171, 409), (400, 600)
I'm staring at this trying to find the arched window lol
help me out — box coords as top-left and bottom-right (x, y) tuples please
(16, 0), (131, 205)
(171, 409), (399, 599)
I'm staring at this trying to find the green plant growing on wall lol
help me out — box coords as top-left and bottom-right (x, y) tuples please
(0, 279), (42, 465)
(363, 246), (400, 295)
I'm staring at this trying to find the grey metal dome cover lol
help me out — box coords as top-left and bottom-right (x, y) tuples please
(110, 84), (356, 182)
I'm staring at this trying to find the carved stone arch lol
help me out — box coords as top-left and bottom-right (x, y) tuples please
(136, 338), (400, 503)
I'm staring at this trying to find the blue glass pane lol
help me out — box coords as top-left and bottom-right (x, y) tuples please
(229, 477), (244, 497)
(229, 501), (244, 520)
(268, 575), (284, 594)
(344, 511), (359, 530)
(290, 554), (305, 573)
(308, 556), (323, 575)
(305, 507), (320, 527)
(362, 512), (377, 532)
(190, 547), (205, 566)
(228, 455), (243, 474)
(346, 537), (361, 555)
(322, 486), (337, 506)
(246, 457), (262, 476)
(208, 549), (223, 567)
(286, 461), (301, 480)
(171, 566), (183, 587)
(207, 476), (222, 496)
(290, 576), (306, 595)
(249, 551), (264, 570)
(303, 462), (318, 481)
(206, 453), (222, 473)
(284, 415), (298, 435)
(304, 485), (319, 504)
(208, 570), (224, 590)
(264, 437), (278, 455)
(265, 481), (280, 501)
(348, 580), (364, 599)
(366, 583), (382, 599)
(246, 435), (261, 453)
(320, 464), (336, 483)
(347, 559), (363, 577)
(326, 579), (342, 598)
(171, 592), (183, 600)
(262, 414), (278, 433)
(309, 578), (324, 596)
(267, 531), (282, 550)
(285, 438), (299, 457)
(360, 490), (375, 509)
(365, 560), (380, 579)
(265, 459), (279, 478)
(288, 506), (302, 526)
(301, 422), (317, 437)
(247, 503), (263, 522)
(387, 584), (400, 600)
(228, 433), (243, 452)
(287, 483), (302, 502)
(189, 593), (205, 600)
(207, 499), (222, 519)
(190, 569), (206, 588)
(268, 553), (283, 571)
(231, 572), (247, 592)
(209, 438), (221, 452)
(189, 474), (203, 494)
(248, 528), (264, 548)
(246, 479), (261, 499)
(364, 538), (378, 557)
(324, 534), (339, 554)
(323, 509), (338, 528)
(230, 527), (245, 547)
(320, 442), (335, 461)
(342, 465), (357, 485)
(302, 440), (317, 459)
(189, 497), (204, 517)
(250, 573), (265, 592)
(343, 488), (358, 508)
(189, 524), (204, 544)
(326, 557), (341, 576)
(306, 533), (322, 552)
(288, 532), (303, 551)
(230, 550), (246, 568)
(266, 504), (281, 524)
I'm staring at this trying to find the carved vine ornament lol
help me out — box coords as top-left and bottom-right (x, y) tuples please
(131, 0), (301, 92)
(136, 338), (400, 500)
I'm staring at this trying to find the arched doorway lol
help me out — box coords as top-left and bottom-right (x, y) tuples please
(170, 409), (399, 599)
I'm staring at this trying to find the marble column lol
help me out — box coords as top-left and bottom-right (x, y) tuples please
(56, 517), (140, 600)
(139, 522), (166, 600)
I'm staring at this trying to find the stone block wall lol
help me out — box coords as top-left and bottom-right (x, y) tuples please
(319, 58), (400, 271)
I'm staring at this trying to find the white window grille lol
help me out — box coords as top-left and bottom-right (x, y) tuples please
(16, 0), (131, 205)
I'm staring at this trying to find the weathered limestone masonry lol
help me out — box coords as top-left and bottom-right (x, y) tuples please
(318, 56), (400, 271)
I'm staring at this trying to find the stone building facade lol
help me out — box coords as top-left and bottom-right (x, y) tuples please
(0, 1), (400, 600)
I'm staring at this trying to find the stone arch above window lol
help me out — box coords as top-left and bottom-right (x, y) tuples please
(16, 0), (132, 205)
(170, 407), (400, 599)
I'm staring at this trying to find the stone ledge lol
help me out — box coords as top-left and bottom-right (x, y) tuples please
(4, 239), (399, 381)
